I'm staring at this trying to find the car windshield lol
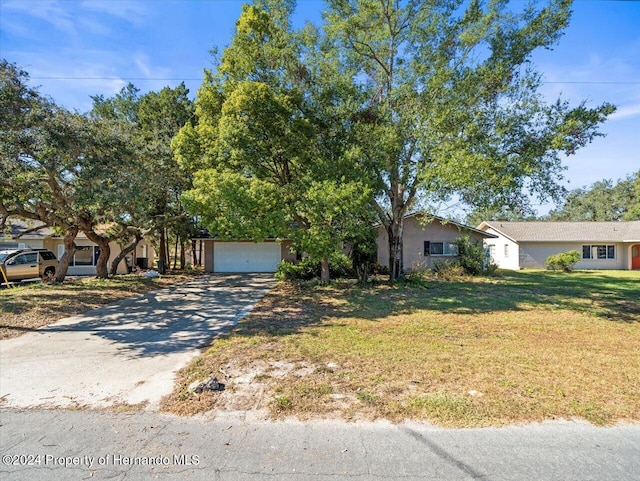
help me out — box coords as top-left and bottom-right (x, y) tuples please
(0, 252), (13, 262)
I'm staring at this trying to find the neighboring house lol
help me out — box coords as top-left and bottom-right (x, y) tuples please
(1, 219), (155, 275)
(376, 214), (498, 271)
(477, 221), (640, 271)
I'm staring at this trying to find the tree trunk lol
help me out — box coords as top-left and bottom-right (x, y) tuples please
(180, 241), (186, 270)
(82, 230), (111, 278)
(191, 240), (197, 266)
(54, 227), (78, 283)
(158, 227), (167, 274)
(109, 232), (142, 276)
(173, 234), (179, 270)
(320, 258), (330, 283)
(94, 239), (111, 278)
(387, 215), (404, 281)
(198, 240), (203, 265)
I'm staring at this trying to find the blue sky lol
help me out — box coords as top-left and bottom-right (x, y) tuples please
(1, 0), (638, 214)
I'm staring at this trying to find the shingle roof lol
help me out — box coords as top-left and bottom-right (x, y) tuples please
(0, 219), (54, 239)
(479, 221), (640, 243)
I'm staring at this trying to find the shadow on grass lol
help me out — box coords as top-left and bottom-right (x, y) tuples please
(333, 270), (640, 323)
(231, 271), (639, 344)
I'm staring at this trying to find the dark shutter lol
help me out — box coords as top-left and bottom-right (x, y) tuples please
(424, 241), (430, 256)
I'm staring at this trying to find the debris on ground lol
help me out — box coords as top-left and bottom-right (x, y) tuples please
(193, 377), (225, 394)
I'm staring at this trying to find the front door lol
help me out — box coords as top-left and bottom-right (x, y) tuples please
(633, 245), (640, 270)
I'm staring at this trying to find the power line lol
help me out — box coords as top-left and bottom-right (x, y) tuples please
(28, 76), (640, 85)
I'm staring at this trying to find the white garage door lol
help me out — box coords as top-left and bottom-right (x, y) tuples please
(214, 242), (281, 273)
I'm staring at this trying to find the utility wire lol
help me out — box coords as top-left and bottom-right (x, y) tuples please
(28, 77), (640, 85)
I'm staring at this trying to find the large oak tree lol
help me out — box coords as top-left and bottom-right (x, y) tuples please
(325, 0), (615, 279)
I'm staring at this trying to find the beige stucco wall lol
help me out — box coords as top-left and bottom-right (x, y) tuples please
(519, 242), (629, 270)
(377, 216), (488, 271)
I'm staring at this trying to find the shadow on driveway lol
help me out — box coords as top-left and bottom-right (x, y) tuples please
(0, 274), (275, 409)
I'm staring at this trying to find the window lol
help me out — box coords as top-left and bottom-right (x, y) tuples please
(39, 251), (57, 260)
(14, 253), (38, 264)
(425, 241), (458, 256)
(504, 244), (509, 258)
(488, 244), (496, 259)
(74, 246), (94, 265)
(58, 245), (101, 266)
(582, 245), (615, 260)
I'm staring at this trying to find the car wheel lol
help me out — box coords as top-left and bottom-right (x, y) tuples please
(43, 267), (56, 282)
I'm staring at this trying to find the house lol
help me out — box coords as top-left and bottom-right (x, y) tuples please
(376, 213), (498, 271)
(191, 230), (297, 273)
(1, 219), (155, 276)
(193, 214), (497, 274)
(477, 221), (640, 270)
(192, 214), (497, 273)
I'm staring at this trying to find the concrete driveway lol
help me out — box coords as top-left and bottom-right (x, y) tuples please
(0, 274), (275, 410)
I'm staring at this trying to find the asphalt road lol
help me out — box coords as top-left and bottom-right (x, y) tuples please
(1, 409), (638, 481)
(0, 274), (275, 409)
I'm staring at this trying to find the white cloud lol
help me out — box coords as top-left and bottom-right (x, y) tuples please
(79, 0), (148, 26)
(2, 0), (77, 36)
(609, 102), (640, 121)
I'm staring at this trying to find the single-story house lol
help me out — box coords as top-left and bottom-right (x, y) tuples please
(376, 213), (498, 271)
(1, 220), (155, 275)
(477, 221), (640, 270)
(193, 214), (497, 273)
(191, 230), (297, 273)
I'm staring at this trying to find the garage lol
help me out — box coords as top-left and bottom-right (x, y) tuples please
(213, 242), (282, 273)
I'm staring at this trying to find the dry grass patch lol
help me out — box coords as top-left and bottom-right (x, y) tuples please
(161, 270), (640, 426)
(0, 273), (196, 339)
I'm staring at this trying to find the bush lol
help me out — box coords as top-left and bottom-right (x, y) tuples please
(456, 236), (487, 275)
(546, 250), (581, 272)
(328, 253), (355, 278)
(275, 258), (319, 281)
(275, 253), (355, 281)
(433, 260), (465, 280)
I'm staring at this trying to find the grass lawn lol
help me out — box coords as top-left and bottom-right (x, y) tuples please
(0, 273), (197, 340)
(162, 270), (640, 427)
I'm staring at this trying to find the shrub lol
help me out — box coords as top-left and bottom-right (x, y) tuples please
(456, 236), (487, 275)
(328, 252), (355, 278)
(433, 260), (465, 280)
(275, 258), (318, 281)
(546, 250), (581, 272)
(275, 253), (354, 281)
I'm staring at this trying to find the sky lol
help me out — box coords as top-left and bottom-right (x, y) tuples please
(1, 0), (639, 215)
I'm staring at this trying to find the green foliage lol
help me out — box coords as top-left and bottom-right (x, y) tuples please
(432, 260), (466, 281)
(456, 236), (487, 275)
(172, 1), (375, 281)
(546, 250), (581, 272)
(343, 226), (378, 283)
(548, 171), (640, 221)
(323, 0), (614, 278)
(275, 253), (354, 281)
